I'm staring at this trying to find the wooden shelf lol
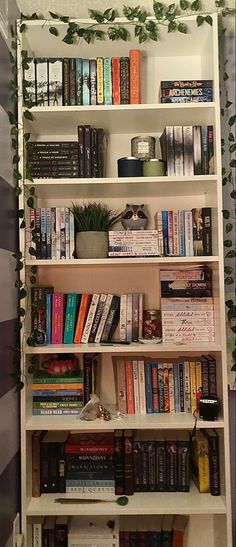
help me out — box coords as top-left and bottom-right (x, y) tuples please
(26, 485), (226, 516)
(25, 256), (219, 267)
(26, 103), (216, 135)
(24, 341), (222, 354)
(25, 175), (217, 199)
(25, 413), (224, 432)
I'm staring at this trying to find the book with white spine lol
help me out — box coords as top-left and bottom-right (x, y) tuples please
(69, 210), (75, 259)
(120, 294), (127, 341)
(133, 359), (140, 413)
(81, 294), (100, 343)
(138, 359), (146, 414)
(94, 294), (113, 343)
(55, 207), (61, 259)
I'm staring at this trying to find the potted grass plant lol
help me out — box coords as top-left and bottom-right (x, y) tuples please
(71, 201), (122, 259)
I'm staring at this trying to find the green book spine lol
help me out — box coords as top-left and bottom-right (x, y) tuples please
(103, 57), (112, 105)
(63, 293), (79, 344)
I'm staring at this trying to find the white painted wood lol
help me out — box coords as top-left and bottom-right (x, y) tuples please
(19, 13), (232, 546)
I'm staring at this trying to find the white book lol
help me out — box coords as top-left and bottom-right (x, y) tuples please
(184, 362), (191, 414)
(81, 294), (100, 343)
(95, 294), (113, 343)
(172, 210), (179, 256)
(133, 359), (140, 413)
(155, 211), (164, 255)
(168, 363), (175, 413)
(60, 207), (66, 259)
(51, 207), (56, 259)
(138, 359), (146, 414)
(69, 541), (119, 547)
(68, 516), (119, 538)
(126, 293), (133, 342)
(120, 294), (127, 341)
(65, 207), (70, 259)
(70, 210), (75, 259)
(138, 293), (143, 339)
(184, 210), (194, 256)
(33, 517), (44, 547)
(55, 207), (61, 259)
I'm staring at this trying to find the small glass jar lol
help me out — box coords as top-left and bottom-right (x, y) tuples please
(143, 309), (162, 339)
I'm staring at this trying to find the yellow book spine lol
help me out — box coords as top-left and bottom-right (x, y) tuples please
(190, 361), (197, 414)
(197, 439), (210, 493)
(196, 360), (202, 399)
(96, 57), (104, 105)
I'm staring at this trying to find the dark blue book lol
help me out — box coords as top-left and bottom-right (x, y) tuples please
(162, 210), (168, 255)
(144, 361), (153, 413)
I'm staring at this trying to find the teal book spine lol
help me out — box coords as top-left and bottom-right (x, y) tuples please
(63, 293), (79, 344)
(82, 59), (90, 105)
(103, 57), (112, 105)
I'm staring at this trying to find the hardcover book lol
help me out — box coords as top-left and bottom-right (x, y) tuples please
(48, 58), (63, 106)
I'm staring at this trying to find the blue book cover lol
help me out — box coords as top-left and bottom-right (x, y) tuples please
(158, 363), (164, 413)
(46, 292), (52, 344)
(149, 531), (162, 547)
(173, 362), (180, 413)
(63, 293), (79, 344)
(82, 59), (90, 105)
(104, 57), (112, 105)
(76, 58), (82, 105)
(162, 210), (168, 255)
(144, 360), (153, 413)
(178, 210), (185, 256)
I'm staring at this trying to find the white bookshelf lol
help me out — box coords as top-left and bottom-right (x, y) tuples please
(18, 13), (232, 547)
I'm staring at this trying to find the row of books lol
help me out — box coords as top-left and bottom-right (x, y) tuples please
(24, 51), (140, 107)
(160, 125), (214, 176)
(114, 356), (217, 416)
(29, 207), (75, 260)
(28, 127), (107, 179)
(31, 354), (98, 415)
(160, 79), (213, 103)
(30, 289), (144, 345)
(32, 515), (189, 547)
(32, 429), (220, 497)
(160, 268), (215, 344)
(154, 207), (212, 257)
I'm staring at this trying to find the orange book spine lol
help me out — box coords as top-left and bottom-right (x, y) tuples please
(172, 530), (184, 547)
(74, 294), (92, 343)
(130, 49), (140, 104)
(112, 57), (120, 105)
(32, 383), (83, 390)
(125, 360), (134, 414)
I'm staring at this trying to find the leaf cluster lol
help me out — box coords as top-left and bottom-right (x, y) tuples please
(71, 201), (122, 232)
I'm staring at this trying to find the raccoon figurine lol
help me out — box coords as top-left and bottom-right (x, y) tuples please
(121, 204), (148, 230)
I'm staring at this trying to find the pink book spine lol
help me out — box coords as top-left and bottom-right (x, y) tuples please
(52, 293), (64, 344)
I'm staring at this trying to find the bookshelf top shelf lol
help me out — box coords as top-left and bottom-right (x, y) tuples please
(26, 104), (216, 135)
(25, 413), (224, 432)
(24, 341), (222, 354)
(25, 256), (219, 267)
(26, 485), (226, 517)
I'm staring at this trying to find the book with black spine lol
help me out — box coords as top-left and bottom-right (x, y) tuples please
(114, 430), (124, 495)
(202, 207), (212, 256)
(69, 58), (76, 106)
(193, 126), (202, 175)
(89, 59), (97, 105)
(84, 125), (92, 178)
(174, 126), (184, 176)
(120, 57), (130, 104)
(91, 127), (98, 178)
(48, 58), (63, 107)
(183, 125), (194, 175)
(62, 58), (70, 106)
(207, 125), (214, 174)
(202, 429), (220, 495)
(78, 125), (85, 178)
(123, 430), (134, 495)
(166, 440), (178, 492)
(156, 440), (166, 491)
(88, 294), (107, 343)
(177, 438), (190, 492)
(97, 128), (105, 178)
(100, 295), (120, 342)
(201, 125), (209, 174)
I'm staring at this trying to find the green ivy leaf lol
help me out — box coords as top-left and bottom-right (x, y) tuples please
(225, 100), (233, 108)
(24, 110), (34, 121)
(228, 132), (235, 142)
(20, 23), (27, 32)
(180, 0), (189, 9)
(145, 20), (156, 32)
(138, 10), (148, 23)
(15, 279), (23, 289)
(108, 27), (119, 40)
(62, 33), (74, 44)
(118, 27), (128, 41)
(232, 350), (236, 362)
(231, 326), (236, 334)
(229, 114), (236, 126)
(89, 9), (104, 23)
(168, 20), (177, 32)
(229, 143), (236, 153)
(29, 247), (36, 256)
(31, 265), (38, 274)
(226, 299), (234, 308)
(222, 166), (226, 174)
(196, 15), (204, 26)
(11, 126), (18, 136)
(191, 0), (201, 11)
(26, 336), (36, 347)
(12, 250), (22, 259)
(20, 220), (26, 229)
(205, 15), (212, 25)
(226, 250), (236, 258)
(30, 187), (35, 196)
(15, 261), (23, 271)
(49, 26), (59, 36)
(224, 239), (232, 247)
(30, 276), (37, 284)
(15, 187), (22, 197)
(166, 3), (177, 19)
(10, 24), (15, 37)
(19, 288), (27, 300)
(226, 223), (233, 233)
(103, 8), (116, 21)
(135, 24), (143, 36)
(18, 209), (24, 219)
(222, 177), (228, 185)
(223, 72), (229, 81)
(28, 365), (35, 374)
(222, 209), (230, 219)
(11, 139), (17, 150)
(60, 16), (70, 23)
(178, 22), (187, 33)
(149, 30), (158, 41)
(29, 355), (38, 364)
(27, 197), (34, 208)
(24, 133), (31, 142)
(215, 0), (225, 6)
(138, 29), (148, 43)
(230, 160), (236, 169)
(228, 306), (236, 320)
(153, 2), (164, 20)
(49, 11), (59, 19)
(225, 276), (234, 285)
(8, 111), (16, 125)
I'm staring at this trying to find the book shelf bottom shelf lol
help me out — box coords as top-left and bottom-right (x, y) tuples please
(26, 485), (226, 516)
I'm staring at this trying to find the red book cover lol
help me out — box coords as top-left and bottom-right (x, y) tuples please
(74, 293), (92, 343)
(125, 360), (135, 414)
(52, 293), (64, 344)
(163, 363), (170, 413)
(152, 363), (159, 412)
(130, 49), (141, 104)
(112, 57), (120, 105)
(172, 530), (184, 547)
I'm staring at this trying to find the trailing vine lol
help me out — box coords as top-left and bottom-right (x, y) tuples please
(7, 1), (235, 386)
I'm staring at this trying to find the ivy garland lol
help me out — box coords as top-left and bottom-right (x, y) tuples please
(7, 0), (236, 385)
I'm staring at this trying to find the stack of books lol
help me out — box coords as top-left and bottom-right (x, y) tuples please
(120, 515), (188, 547)
(27, 141), (79, 179)
(30, 289), (144, 346)
(160, 79), (213, 103)
(32, 361), (83, 416)
(68, 516), (119, 547)
(24, 51), (140, 107)
(160, 125), (214, 175)
(29, 207), (75, 260)
(160, 268), (215, 344)
(108, 230), (159, 257)
(32, 516), (68, 547)
(154, 207), (212, 257)
(65, 432), (115, 494)
(113, 355), (217, 415)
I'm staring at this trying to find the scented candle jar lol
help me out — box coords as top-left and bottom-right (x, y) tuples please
(143, 309), (162, 339)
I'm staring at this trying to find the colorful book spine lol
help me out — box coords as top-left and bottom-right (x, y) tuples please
(152, 362), (159, 413)
(65, 207), (70, 259)
(51, 293), (64, 344)
(126, 360), (135, 414)
(190, 361), (197, 414)
(158, 363), (164, 413)
(133, 360), (140, 413)
(114, 431), (124, 495)
(96, 57), (104, 105)
(60, 207), (66, 259)
(63, 293), (79, 344)
(81, 294), (100, 343)
(69, 210), (74, 259)
(138, 359), (146, 414)
(104, 57), (112, 105)
(89, 59), (97, 105)
(46, 292), (52, 344)
(145, 361), (153, 414)
(76, 58), (83, 105)
(82, 59), (90, 105)
(168, 363), (175, 413)
(74, 293), (92, 344)
(112, 57), (120, 105)
(130, 49), (140, 104)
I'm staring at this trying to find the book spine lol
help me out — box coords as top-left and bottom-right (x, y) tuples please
(202, 207), (212, 256)
(83, 355), (94, 405)
(196, 359), (203, 408)
(55, 208), (61, 259)
(40, 207), (47, 259)
(138, 293), (143, 339)
(116, 359), (127, 413)
(48, 58), (63, 106)
(179, 210), (185, 257)
(120, 57), (130, 104)
(100, 295), (120, 342)
(65, 207), (70, 259)
(152, 362), (159, 413)
(82, 59), (90, 105)
(158, 363), (164, 412)
(94, 293), (113, 343)
(63, 293), (78, 344)
(50, 207), (56, 260)
(161, 79), (213, 89)
(207, 125), (214, 174)
(166, 440), (178, 492)
(81, 294), (100, 343)
(78, 125), (85, 178)
(60, 207), (66, 259)
(148, 441), (156, 492)
(174, 126), (184, 176)
(35, 208), (41, 259)
(133, 360), (140, 413)
(97, 128), (105, 178)
(69, 58), (76, 106)
(46, 293), (52, 344)
(163, 363), (170, 413)
(133, 440), (142, 492)
(173, 362), (180, 413)
(156, 441), (166, 491)
(138, 360), (146, 414)
(29, 209), (36, 258)
(89, 293), (107, 342)
(168, 363), (175, 414)
(126, 293), (133, 342)
(207, 431), (221, 495)
(104, 57), (112, 105)
(74, 294), (91, 344)
(84, 125), (92, 178)
(201, 125), (209, 174)
(35, 58), (48, 106)
(162, 211), (168, 255)
(172, 210), (179, 256)
(141, 441), (149, 492)
(178, 362), (185, 412)
(132, 293), (139, 341)
(184, 210), (194, 257)
(69, 210), (75, 259)
(120, 294), (127, 341)
(156, 211), (164, 255)
(91, 127), (98, 178)
(96, 57), (104, 104)
(24, 58), (36, 105)
(112, 431), (124, 497)
(193, 125), (202, 175)
(201, 357), (209, 395)
(89, 59), (97, 105)
(112, 57), (120, 105)
(130, 49), (140, 104)
(177, 440), (190, 492)
(208, 356), (217, 395)
(166, 126), (175, 175)
(190, 361), (197, 413)
(33, 522), (42, 547)
(76, 58), (83, 105)
(184, 361), (191, 413)
(183, 125), (194, 176)
(145, 361), (153, 413)
(124, 431), (134, 495)
(32, 433), (41, 497)
(126, 360), (135, 414)
(167, 210), (173, 255)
